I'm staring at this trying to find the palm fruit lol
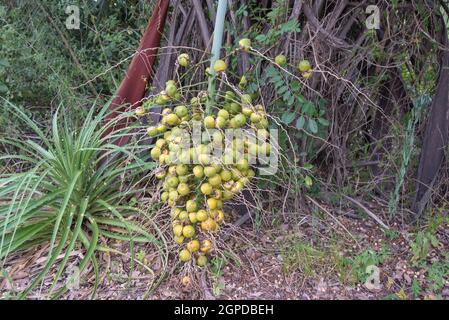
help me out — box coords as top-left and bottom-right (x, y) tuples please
(178, 53), (189, 67)
(213, 59), (227, 73)
(239, 38), (251, 52)
(275, 54), (287, 66)
(298, 59), (312, 72)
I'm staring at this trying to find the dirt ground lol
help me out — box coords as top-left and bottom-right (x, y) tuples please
(1, 200), (448, 300)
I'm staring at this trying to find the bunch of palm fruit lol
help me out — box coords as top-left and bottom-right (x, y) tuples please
(137, 54), (273, 266)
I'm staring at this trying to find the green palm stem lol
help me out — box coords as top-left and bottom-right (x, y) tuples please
(206, 0), (228, 115)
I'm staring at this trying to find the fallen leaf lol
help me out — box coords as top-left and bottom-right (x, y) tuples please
(395, 288), (407, 300)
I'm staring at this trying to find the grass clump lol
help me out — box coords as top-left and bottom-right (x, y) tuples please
(0, 100), (165, 299)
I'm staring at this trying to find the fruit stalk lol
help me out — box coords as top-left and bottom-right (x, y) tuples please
(206, 0), (228, 115)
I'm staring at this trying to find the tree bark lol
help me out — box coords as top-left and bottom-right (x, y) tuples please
(412, 24), (449, 217)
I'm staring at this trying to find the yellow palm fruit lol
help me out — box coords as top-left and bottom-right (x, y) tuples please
(177, 53), (189, 67)
(215, 210), (225, 224)
(182, 225), (195, 238)
(178, 210), (189, 222)
(166, 176), (179, 188)
(168, 165), (177, 176)
(207, 198), (217, 210)
(188, 212), (198, 223)
(176, 164), (189, 176)
(238, 38), (251, 52)
(169, 190), (179, 202)
(222, 190), (233, 200)
(204, 166), (217, 178)
(213, 59), (227, 73)
(298, 59), (312, 72)
(181, 275), (191, 286)
(209, 209), (218, 218)
(220, 169), (232, 182)
(161, 191), (169, 202)
(250, 112), (262, 123)
(302, 71), (313, 79)
(157, 124), (167, 133)
(242, 105), (253, 117)
(174, 235), (185, 244)
(179, 249), (191, 262)
(208, 174), (222, 188)
(275, 54), (287, 66)
(231, 181), (244, 193)
(217, 109), (229, 120)
(223, 181), (234, 190)
(202, 218), (218, 232)
(200, 183), (213, 195)
(135, 107), (145, 116)
(150, 147), (161, 160)
(171, 207), (182, 219)
(236, 158), (249, 171)
(173, 224), (183, 237)
(177, 183), (190, 197)
(175, 105), (188, 118)
(155, 138), (166, 149)
(165, 113), (180, 126)
(234, 114), (246, 127)
(211, 189), (222, 200)
(196, 209), (208, 222)
(165, 83), (178, 98)
(215, 116), (227, 129)
(193, 165), (204, 178)
(186, 199), (198, 212)
(197, 255), (208, 267)
(239, 75), (248, 89)
(204, 116), (215, 129)
(200, 240), (213, 253)
(147, 126), (158, 137)
(198, 153), (211, 165)
(187, 240), (200, 252)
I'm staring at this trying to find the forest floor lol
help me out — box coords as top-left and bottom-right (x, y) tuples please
(1, 199), (448, 300)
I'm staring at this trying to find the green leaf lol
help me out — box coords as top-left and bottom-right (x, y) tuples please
(290, 81), (301, 92)
(0, 59), (10, 68)
(277, 85), (288, 95)
(308, 119), (318, 134)
(303, 163), (314, 170)
(430, 234), (439, 247)
(0, 83), (8, 93)
(282, 91), (291, 102)
(281, 112), (296, 125)
(296, 116), (305, 129)
(266, 66), (278, 78)
(318, 118), (330, 127)
(304, 176), (313, 187)
(272, 75), (282, 83)
(287, 95), (295, 106)
(255, 34), (267, 42)
(279, 20), (301, 34)
(296, 95), (306, 104)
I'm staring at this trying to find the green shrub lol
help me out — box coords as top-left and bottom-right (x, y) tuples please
(0, 99), (163, 299)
